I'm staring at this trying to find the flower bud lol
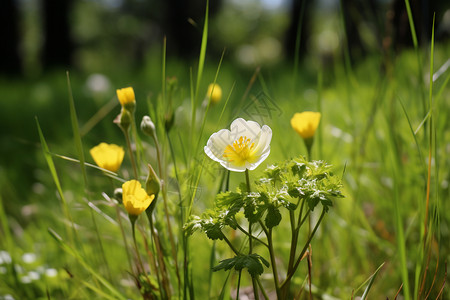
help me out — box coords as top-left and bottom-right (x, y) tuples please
(114, 109), (132, 132)
(141, 116), (156, 137)
(116, 87), (136, 112)
(206, 83), (222, 104)
(145, 164), (161, 214)
(114, 188), (123, 201)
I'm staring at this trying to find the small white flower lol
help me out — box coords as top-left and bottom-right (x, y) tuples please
(22, 253), (37, 264)
(204, 118), (272, 172)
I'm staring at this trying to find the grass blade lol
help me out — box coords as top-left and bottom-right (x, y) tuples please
(48, 228), (127, 300)
(35, 117), (75, 245)
(66, 72), (87, 185)
(355, 262), (385, 299)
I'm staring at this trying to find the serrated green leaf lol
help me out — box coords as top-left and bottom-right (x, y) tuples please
(212, 254), (269, 278)
(216, 191), (243, 208)
(265, 205), (282, 229)
(204, 222), (224, 240)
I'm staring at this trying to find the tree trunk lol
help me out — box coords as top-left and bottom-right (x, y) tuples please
(0, 0), (22, 75)
(42, 0), (74, 69)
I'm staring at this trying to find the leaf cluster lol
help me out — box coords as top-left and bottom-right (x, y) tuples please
(184, 156), (343, 238)
(212, 254), (270, 278)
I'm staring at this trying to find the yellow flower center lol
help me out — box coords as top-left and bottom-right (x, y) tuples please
(223, 136), (257, 166)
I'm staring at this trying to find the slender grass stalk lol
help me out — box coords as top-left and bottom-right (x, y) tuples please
(189, 0), (209, 164)
(195, 50), (225, 156)
(317, 70), (323, 159)
(80, 98), (118, 137)
(404, 0), (427, 117)
(48, 228), (127, 300)
(67, 72), (113, 283)
(0, 195), (13, 252)
(66, 72), (87, 184)
(291, 0), (307, 99)
(36, 118), (75, 246)
(352, 262), (385, 298)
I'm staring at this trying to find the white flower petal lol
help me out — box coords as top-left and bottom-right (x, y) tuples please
(204, 118), (272, 172)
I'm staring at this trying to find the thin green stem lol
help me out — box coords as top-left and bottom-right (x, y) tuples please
(146, 212), (170, 299)
(235, 223), (269, 248)
(222, 234), (240, 255)
(267, 228), (281, 299)
(236, 271), (242, 300)
(151, 131), (180, 286)
(244, 169), (259, 300)
(123, 129), (138, 179)
(256, 275), (270, 300)
(281, 208), (326, 289)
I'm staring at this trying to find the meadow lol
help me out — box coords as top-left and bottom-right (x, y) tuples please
(0, 4), (449, 300)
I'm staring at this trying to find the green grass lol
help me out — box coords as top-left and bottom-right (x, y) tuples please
(1, 24), (449, 300)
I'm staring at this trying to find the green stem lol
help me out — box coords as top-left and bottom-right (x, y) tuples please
(146, 212), (170, 299)
(245, 169), (259, 300)
(130, 217), (148, 283)
(281, 208), (326, 289)
(222, 234), (240, 255)
(236, 270), (242, 300)
(123, 129), (138, 179)
(114, 202), (133, 273)
(235, 223), (269, 248)
(256, 276), (270, 300)
(267, 227), (281, 299)
(152, 131), (179, 286)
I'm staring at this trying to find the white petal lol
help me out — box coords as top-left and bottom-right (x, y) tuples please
(229, 118), (262, 141)
(253, 125), (272, 155)
(204, 129), (232, 161)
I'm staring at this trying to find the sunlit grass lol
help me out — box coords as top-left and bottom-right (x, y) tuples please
(1, 7), (449, 299)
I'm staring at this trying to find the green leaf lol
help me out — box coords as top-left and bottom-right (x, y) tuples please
(203, 222), (224, 240)
(216, 191), (242, 207)
(264, 205), (281, 229)
(212, 254), (269, 278)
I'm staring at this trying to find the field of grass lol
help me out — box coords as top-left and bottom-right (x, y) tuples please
(0, 7), (449, 299)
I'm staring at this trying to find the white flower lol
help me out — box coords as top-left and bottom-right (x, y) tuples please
(204, 118), (272, 172)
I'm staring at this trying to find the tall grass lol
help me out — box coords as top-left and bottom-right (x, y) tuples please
(0, 2), (449, 300)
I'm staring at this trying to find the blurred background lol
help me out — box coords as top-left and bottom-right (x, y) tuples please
(1, 0), (449, 231)
(1, 1), (450, 298)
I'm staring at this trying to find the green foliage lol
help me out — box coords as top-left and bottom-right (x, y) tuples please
(185, 156), (343, 241)
(212, 254), (270, 278)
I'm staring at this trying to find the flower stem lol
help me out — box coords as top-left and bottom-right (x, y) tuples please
(267, 227), (281, 299)
(152, 130), (180, 288)
(235, 223), (268, 248)
(245, 169), (259, 300)
(123, 128), (138, 179)
(281, 208), (326, 289)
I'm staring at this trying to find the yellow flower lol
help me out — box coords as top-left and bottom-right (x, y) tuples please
(206, 83), (222, 104)
(116, 87), (136, 107)
(290, 112), (321, 139)
(204, 118), (272, 172)
(90, 143), (125, 172)
(122, 180), (155, 216)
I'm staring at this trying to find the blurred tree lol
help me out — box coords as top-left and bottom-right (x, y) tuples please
(42, 0), (74, 69)
(0, 0), (22, 75)
(387, 0), (449, 51)
(284, 0), (311, 61)
(340, 0), (382, 62)
(160, 0), (222, 59)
